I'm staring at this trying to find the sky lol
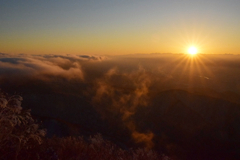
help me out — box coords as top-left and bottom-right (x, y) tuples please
(1, 0), (240, 55)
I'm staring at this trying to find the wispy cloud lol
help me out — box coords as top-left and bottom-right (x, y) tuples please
(93, 66), (154, 148)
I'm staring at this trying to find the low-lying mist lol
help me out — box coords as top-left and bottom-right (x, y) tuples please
(1, 53), (240, 159)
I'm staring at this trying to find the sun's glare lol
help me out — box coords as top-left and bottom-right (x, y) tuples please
(188, 46), (198, 55)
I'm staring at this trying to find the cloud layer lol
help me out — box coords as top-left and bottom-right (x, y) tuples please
(1, 53), (240, 151)
(0, 54), (106, 83)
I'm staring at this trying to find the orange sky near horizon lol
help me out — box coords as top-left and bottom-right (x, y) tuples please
(1, 1), (240, 55)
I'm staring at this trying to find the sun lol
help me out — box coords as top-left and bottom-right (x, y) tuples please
(188, 46), (198, 55)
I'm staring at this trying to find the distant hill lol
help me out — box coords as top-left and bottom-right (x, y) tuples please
(4, 86), (240, 159)
(134, 89), (240, 159)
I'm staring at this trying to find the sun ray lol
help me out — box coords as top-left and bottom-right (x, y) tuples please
(195, 55), (215, 78)
(168, 54), (189, 75)
(194, 56), (206, 89)
(178, 55), (194, 90)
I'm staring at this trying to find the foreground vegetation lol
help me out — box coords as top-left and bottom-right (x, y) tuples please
(0, 92), (169, 160)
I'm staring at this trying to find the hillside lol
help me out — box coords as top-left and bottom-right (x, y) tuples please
(14, 89), (240, 159)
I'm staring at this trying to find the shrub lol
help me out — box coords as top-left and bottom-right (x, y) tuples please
(0, 92), (46, 159)
(0, 91), (170, 160)
(44, 134), (169, 160)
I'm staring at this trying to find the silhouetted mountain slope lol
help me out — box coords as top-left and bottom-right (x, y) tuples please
(134, 89), (240, 159)
(14, 88), (240, 159)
